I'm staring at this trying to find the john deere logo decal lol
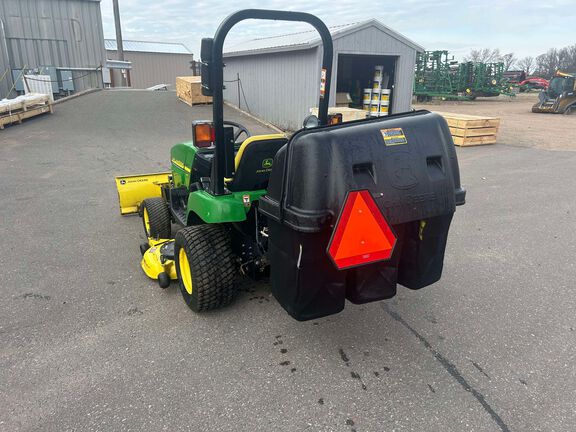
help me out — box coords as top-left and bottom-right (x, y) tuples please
(262, 158), (273, 169)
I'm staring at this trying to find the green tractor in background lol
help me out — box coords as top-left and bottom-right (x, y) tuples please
(115, 9), (466, 321)
(414, 50), (515, 101)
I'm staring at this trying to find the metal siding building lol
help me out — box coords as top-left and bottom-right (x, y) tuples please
(105, 39), (193, 89)
(223, 49), (319, 130)
(223, 20), (423, 131)
(0, 0), (106, 98)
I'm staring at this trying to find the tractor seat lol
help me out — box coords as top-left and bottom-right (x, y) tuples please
(227, 134), (287, 192)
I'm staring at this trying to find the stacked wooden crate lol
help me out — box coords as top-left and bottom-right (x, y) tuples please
(0, 94), (54, 130)
(309, 107), (367, 123)
(176, 76), (212, 106)
(435, 112), (500, 146)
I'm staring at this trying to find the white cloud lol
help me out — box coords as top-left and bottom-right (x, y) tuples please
(100, 0), (575, 59)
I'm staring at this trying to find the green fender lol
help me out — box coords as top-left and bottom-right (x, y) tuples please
(186, 189), (267, 223)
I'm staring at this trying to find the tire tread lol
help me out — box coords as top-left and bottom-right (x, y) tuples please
(175, 225), (237, 311)
(142, 198), (171, 238)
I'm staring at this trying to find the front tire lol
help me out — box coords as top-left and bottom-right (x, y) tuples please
(174, 225), (237, 312)
(141, 198), (171, 239)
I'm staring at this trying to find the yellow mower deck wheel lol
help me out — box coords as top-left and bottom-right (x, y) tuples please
(179, 248), (193, 294)
(143, 208), (151, 236)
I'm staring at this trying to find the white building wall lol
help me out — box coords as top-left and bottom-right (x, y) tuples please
(223, 25), (419, 130)
(223, 48), (320, 131)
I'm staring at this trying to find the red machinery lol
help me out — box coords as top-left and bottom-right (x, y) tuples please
(519, 77), (549, 91)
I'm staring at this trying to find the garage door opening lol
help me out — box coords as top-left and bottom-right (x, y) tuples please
(336, 54), (397, 114)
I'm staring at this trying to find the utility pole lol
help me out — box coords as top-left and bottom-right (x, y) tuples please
(113, 0), (128, 87)
(237, 73), (241, 109)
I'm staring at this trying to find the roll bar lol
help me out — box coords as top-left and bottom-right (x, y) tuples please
(201, 9), (334, 195)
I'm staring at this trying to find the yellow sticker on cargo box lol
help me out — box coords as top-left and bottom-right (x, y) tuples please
(380, 127), (408, 146)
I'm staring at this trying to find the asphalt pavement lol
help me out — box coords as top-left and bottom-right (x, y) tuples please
(0, 90), (575, 432)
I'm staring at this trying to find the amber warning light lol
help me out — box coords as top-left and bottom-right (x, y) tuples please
(193, 122), (216, 148)
(327, 190), (396, 270)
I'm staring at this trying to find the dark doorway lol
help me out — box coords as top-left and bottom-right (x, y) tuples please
(336, 54), (397, 112)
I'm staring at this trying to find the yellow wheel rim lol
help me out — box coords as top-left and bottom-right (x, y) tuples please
(143, 208), (151, 235)
(179, 248), (193, 294)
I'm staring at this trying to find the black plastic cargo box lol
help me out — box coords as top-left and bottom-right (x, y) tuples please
(259, 110), (465, 321)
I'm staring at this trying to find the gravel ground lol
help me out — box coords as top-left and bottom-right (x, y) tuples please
(0, 90), (575, 432)
(415, 92), (576, 151)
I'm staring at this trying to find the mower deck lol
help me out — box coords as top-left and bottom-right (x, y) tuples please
(140, 238), (177, 289)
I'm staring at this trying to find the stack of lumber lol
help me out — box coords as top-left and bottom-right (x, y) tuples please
(176, 76), (212, 106)
(310, 107), (367, 122)
(435, 112), (500, 146)
(0, 93), (53, 130)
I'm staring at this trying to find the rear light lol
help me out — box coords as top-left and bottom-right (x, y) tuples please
(193, 122), (215, 148)
(328, 113), (342, 125)
(327, 190), (396, 270)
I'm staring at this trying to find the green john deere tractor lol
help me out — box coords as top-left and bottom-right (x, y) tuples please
(115, 9), (466, 321)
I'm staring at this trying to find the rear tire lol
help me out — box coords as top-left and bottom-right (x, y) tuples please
(141, 198), (171, 239)
(174, 225), (237, 312)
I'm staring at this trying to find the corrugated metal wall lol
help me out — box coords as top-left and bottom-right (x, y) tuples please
(223, 49), (320, 131)
(0, 0), (105, 98)
(106, 50), (193, 89)
(0, 14), (10, 97)
(222, 25), (417, 130)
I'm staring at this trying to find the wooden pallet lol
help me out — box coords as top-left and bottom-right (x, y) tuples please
(436, 112), (500, 129)
(0, 104), (53, 130)
(176, 76), (212, 106)
(435, 112), (500, 146)
(0, 94), (52, 116)
(309, 107), (367, 122)
(452, 135), (497, 146)
(449, 126), (498, 137)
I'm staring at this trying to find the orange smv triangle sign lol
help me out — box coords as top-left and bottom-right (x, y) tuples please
(327, 190), (396, 270)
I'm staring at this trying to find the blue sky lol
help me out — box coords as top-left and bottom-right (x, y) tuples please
(100, 0), (575, 61)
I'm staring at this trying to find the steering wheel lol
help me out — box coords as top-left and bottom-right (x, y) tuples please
(223, 121), (250, 143)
